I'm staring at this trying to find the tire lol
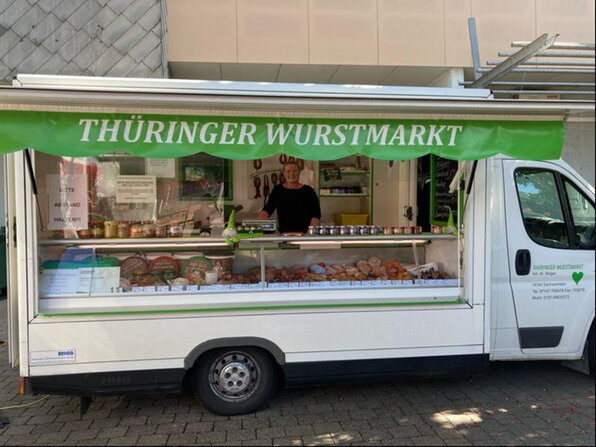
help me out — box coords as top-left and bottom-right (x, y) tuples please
(191, 347), (277, 415)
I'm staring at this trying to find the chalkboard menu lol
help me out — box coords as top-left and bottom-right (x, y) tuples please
(430, 155), (459, 225)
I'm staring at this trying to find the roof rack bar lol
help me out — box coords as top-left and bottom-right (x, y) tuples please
(460, 81), (595, 87)
(498, 50), (595, 58)
(512, 42), (595, 50)
(470, 33), (558, 88)
(476, 67), (594, 74)
(487, 59), (594, 67)
(491, 90), (595, 95)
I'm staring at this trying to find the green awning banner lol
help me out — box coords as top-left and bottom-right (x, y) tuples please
(0, 110), (564, 160)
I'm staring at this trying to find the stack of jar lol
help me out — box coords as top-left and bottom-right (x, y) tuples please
(383, 225), (423, 235)
(77, 220), (185, 239)
(307, 225), (424, 236)
(308, 225), (383, 236)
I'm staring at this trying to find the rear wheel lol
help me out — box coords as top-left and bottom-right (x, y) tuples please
(192, 347), (277, 415)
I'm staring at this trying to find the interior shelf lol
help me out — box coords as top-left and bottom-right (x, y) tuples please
(39, 233), (457, 246)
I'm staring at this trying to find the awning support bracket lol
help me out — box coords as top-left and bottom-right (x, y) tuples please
(24, 148), (45, 231)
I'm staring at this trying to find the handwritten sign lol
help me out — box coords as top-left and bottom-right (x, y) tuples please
(47, 174), (88, 230)
(116, 175), (156, 203)
(430, 155), (459, 225)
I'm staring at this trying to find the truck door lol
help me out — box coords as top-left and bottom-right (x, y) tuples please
(503, 160), (595, 355)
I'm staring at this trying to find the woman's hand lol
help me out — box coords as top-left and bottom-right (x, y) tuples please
(257, 210), (269, 219)
(310, 217), (320, 226)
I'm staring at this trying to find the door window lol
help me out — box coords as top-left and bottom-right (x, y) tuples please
(514, 169), (569, 249)
(564, 180), (595, 249)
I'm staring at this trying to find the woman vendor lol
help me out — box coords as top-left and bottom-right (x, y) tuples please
(257, 160), (321, 234)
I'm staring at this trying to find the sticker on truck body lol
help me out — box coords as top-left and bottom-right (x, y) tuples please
(30, 350), (76, 365)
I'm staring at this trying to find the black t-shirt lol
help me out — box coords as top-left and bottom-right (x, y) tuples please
(262, 184), (321, 233)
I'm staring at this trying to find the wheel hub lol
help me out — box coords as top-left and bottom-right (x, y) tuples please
(218, 361), (251, 394)
(209, 352), (260, 402)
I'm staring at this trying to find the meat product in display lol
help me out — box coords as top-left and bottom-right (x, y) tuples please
(356, 260), (372, 274)
(368, 256), (382, 267)
(227, 259), (449, 285)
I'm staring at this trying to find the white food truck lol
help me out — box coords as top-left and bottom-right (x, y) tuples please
(1, 75), (594, 415)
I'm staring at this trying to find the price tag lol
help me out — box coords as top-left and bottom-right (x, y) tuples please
(186, 285), (199, 291)
(299, 282), (311, 288)
(143, 286), (157, 293)
(202, 284), (230, 291)
(132, 286), (144, 293)
(171, 285), (185, 292)
(350, 281), (363, 287)
(287, 282), (301, 288)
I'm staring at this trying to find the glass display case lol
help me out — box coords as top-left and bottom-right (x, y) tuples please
(37, 233), (461, 314)
(33, 152), (462, 315)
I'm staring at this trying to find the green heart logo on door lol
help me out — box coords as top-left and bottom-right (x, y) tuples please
(572, 272), (584, 285)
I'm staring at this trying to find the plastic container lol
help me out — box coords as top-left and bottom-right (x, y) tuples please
(204, 271), (218, 284)
(117, 222), (130, 238)
(334, 213), (369, 225)
(104, 221), (118, 238)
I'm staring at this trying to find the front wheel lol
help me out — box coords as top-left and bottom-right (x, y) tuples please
(191, 347), (277, 415)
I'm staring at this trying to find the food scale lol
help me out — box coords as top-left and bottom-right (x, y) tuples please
(242, 219), (277, 233)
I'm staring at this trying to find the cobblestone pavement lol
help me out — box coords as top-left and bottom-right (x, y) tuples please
(0, 298), (594, 446)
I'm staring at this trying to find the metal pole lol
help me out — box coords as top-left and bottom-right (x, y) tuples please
(411, 240), (422, 284)
(512, 42), (595, 50)
(486, 59), (594, 67)
(259, 243), (266, 288)
(460, 81), (595, 87)
(465, 161), (478, 196)
(499, 50), (595, 58)
(491, 90), (594, 96)
(468, 18), (482, 81)
(475, 66), (593, 74)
